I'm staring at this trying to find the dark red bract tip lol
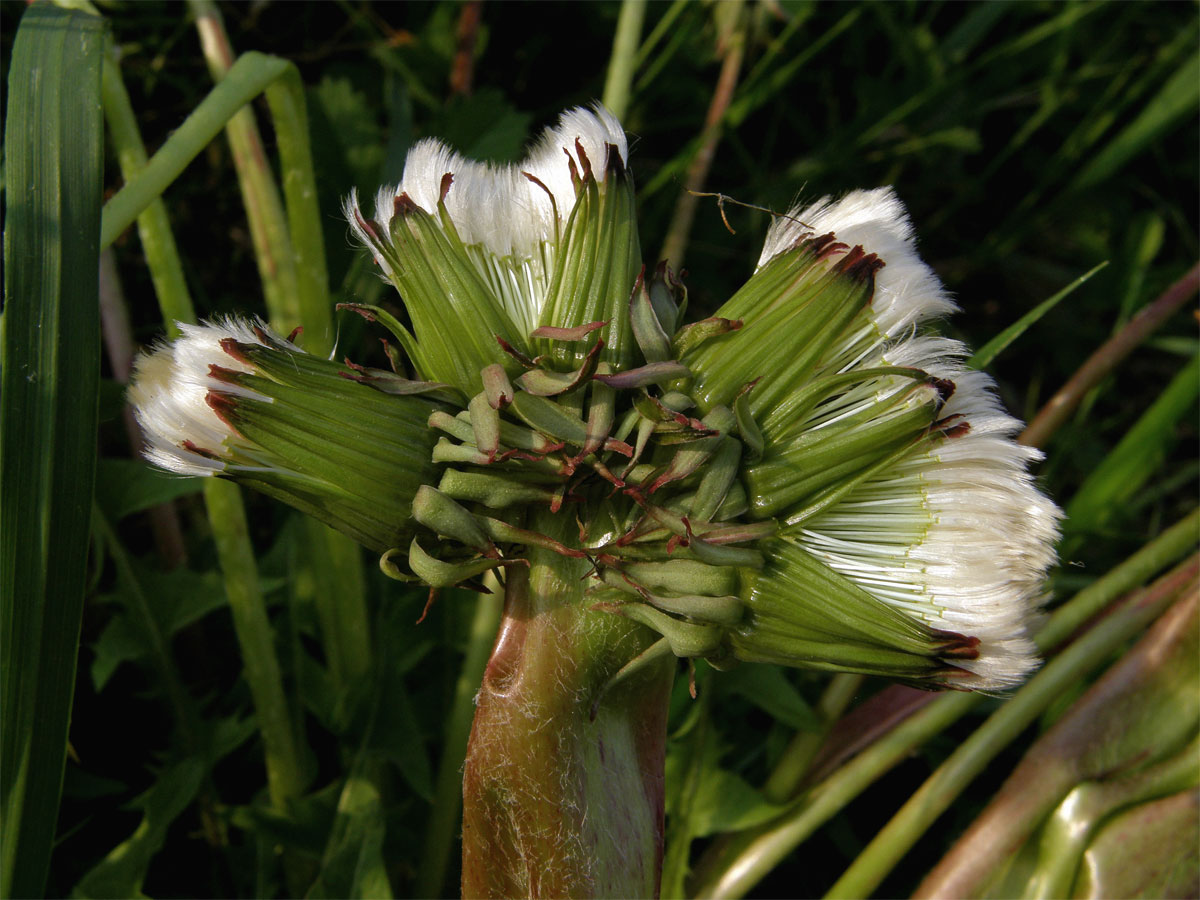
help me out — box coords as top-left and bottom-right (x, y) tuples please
(812, 232), (845, 259)
(218, 337), (253, 364)
(353, 209), (382, 243)
(835, 245), (886, 282)
(563, 149), (581, 187)
(204, 391), (241, 431)
(931, 377), (957, 403)
(574, 138), (594, 182)
(394, 192), (420, 216)
(439, 172), (454, 204)
(604, 142), (626, 178)
(206, 363), (242, 385)
(181, 439), (222, 460)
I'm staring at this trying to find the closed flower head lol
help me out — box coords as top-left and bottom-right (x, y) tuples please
(129, 319), (441, 553)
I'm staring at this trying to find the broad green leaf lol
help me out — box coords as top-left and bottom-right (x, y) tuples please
(310, 75), (386, 189)
(1, 6), (106, 897)
(90, 565), (227, 691)
(720, 664), (821, 732)
(92, 458), (203, 522)
(664, 727), (785, 840)
(71, 759), (205, 900)
(305, 771), (394, 900)
(687, 763), (787, 838)
(368, 668), (435, 802)
(430, 88), (531, 163)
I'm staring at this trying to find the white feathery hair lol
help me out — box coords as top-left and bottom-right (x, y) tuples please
(344, 104), (628, 270)
(128, 319), (276, 477)
(771, 188), (1061, 689)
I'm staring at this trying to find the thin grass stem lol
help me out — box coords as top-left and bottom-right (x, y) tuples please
(190, 0), (302, 331)
(761, 673), (864, 803)
(602, 0), (647, 122)
(659, 0), (746, 268)
(102, 44), (305, 812)
(190, 0), (371, 703)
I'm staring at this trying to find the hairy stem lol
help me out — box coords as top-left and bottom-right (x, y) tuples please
(461, 515), (674, 898)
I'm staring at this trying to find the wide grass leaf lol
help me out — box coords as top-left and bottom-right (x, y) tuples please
(1063, 351), (1200, 542)
(0, 6), (106, 897)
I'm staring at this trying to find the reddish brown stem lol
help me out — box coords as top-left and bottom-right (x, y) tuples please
(658, 4), (746, 269)
(450, 1), (483, 97)
(1020, 261), (1199, 449)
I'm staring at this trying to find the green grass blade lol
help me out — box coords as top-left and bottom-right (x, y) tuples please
(1070, 48), (1200, 192)
(969, 261), (1109, 369)
(102, 46), (306, 819)
(100, 54), (197, 335)
(0, 6), (107, 897)
(1063, 351), (1200, 540)
(99, 51), (291, 250)
(601, 0), (647, 121)
(265, 69), (336, 354)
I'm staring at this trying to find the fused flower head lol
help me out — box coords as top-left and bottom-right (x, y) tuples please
(132, 105), (1059, 693)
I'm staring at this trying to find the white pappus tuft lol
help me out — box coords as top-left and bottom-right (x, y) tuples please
(769, 189), (1062, 690)
(128, 319), (279, 477)
(343, 104), (628, 333)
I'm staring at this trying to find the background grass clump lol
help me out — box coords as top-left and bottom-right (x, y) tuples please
(1, 1), (1195, 898)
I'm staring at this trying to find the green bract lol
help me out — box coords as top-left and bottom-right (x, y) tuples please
(129, 319), (441, 554)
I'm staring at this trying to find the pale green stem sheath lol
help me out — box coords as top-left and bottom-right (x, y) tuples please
(823, 555), (1199, 900)
(460, 512), (674, 898)
(205, 478), (307, 809)
(688, 512), (1200, 899)
(416, 588), (504, 899)
(189, 0), (371, 698)
(102, 48), (306, 814)
(601, 0), (647, 121)
(1026, 737), (1198, 900)
(916, 591), (1199, 900)
(190, 0), (302, 332)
